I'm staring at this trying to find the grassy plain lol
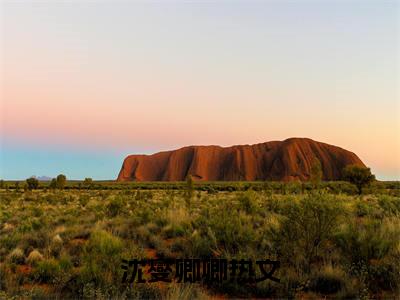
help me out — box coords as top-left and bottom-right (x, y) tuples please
(0, 181), (399, 299)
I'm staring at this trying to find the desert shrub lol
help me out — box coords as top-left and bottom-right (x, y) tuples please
(62, 224), (91, 242)
(0, 233), (20, 253)
(356, 201), (372, 217)
(275, 193), (344, 272)
(26, 177), (39, 190)
(336, 218), (400, 293)
(84, 230), (123, 257)
(56, 174), (67, 189)
(285, 181), (302, 194)
(44, 192), (70, 204)
(263, 195), (281, 213)
(237, 191), (258, 213)
(83, 178), (93, 188)
(49, 178), (57, 189)
(165, 206), (191, 229)
(58, 254), (73, 271)
(378, 195), (400, 216)
(26, 249), (44, 266)
(336, 221), (394, 266)
(154, 216), (169, 228)
(19, 230), (49, 251)
(78, 230), (124, 289)
(46, 255), (74, 292)
(162, 224), (185, 238)
(324, 181), (359, 195)
(263, 195), (297, 215)
(31, 206), (44, 217)
(79, 194), (90, 207)
(129, 225), (151, 244)
(33, 259), (61, 283)
(18, 218), (43, 233)
(134, 206), (152, 225)
(342, 165), (375, 195)
(355, 199), (383, 218)
(189, 229), (218, 258)
(8, 248), (25, 264)
(191, 204), (254, 255)
(44, 193), (58, 204)
(106, 197), (125, 217)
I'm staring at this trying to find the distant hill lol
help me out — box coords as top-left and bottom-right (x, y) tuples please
(31, 176), (53, 181)
(117, 138), (366, 182)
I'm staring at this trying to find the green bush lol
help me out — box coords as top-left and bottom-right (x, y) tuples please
(79, 194), (91, 207)
(162, 224), (185, 238)
(33, 259), (61, 283)
(275, 193), (344, 272)
(56, 174), (67, 189)
(78, 230), (124, 288)
(237, 191), (258, 213)
(26, 177), (39, 190)
(342, 165), (375, 195)
(335, 221), (394, 266)
(106, 197), (125, 217)
(378, 195), (400, 216)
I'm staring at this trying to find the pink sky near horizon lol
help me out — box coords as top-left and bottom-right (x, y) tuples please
(1, 1), (399, 180)
(4, 81), (399, 179)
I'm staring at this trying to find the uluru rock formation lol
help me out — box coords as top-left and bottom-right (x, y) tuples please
(117, 138), (366, 182)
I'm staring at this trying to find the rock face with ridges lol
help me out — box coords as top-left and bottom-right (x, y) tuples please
(117, 138), (366, 181)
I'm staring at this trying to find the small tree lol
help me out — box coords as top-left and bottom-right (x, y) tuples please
(342, 165), (375, 195)
(56, 174), (67, 189)
(26, 177), (39, 190)
(0, 180), (4, 189)
(84, 177), (93, 188)
(278, 194), (344, 272)
(310, 157), (323, 188)
(49, 178), (57, 189)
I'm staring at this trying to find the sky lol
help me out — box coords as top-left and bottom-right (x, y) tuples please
(1, 0), (399, 180)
